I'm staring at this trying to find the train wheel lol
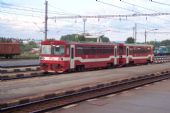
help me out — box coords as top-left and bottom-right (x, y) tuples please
(107, 63), (114, 69)
(9, 55), (13, 59)
(76, 66), (81, 72)
(76, 65), (85, 72)
(80, 66), (85, 72)
(146, 60), (151, 65)
(5, 55), (9, 59)
(43, 71), (49, 74)
(129, 61), (134, 66)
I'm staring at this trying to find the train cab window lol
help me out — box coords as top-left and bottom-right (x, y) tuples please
(41, 45), (51, 54)
(53, 45), (65, 55)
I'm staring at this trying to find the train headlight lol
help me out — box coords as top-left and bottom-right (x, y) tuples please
(58, 57), (63, 61)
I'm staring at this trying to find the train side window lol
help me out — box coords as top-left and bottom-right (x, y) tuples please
(129, 48), (133, 54)
(66, 46), (69, 55)
(126, 48), (129, 56)
(90, 46), (96, 55)
(114, 48), (117, 57)
(119, 47), (123, 54)
(76, 46), (83, 55)
(119, 46), (126, 55)
(93, 47), (97, 55)
(112, 48), (114, 54)
(71, 48), (74, 59)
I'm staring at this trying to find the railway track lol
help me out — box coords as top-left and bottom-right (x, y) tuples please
(0, 71), (44, 80)
(0, 59), (39, 68)
(0, 58), (38, 61)
(0, 69), (170, 113)
(0, 66), (42, 80)
(154, 55), (170, 64)
(1, 56), (170, 81)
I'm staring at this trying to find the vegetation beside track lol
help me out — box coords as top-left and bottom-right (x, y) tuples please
(14, 52), (39, 59)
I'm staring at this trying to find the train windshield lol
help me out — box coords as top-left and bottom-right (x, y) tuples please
(41, 45), (65, 55)
(41, 45), (51, 54)
(52, 45), (65, 55)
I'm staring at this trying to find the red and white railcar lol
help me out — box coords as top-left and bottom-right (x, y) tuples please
(118, 43), (154, 65)
(40, 40), (118, 73)
(40, 40), (154, 73)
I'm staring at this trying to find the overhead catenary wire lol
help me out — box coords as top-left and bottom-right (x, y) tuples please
(0, 18), (43, 25)
(95, 0), (170, 38)
(0, 2), (76, 16)
(1, 0), (170, 40)
(119, 0), (170, 24)
(49, 12), (170, 33)
(96, 0), (139, 13)
(95, 0), (170, 29)
(51, 13), (170, 19)
(150, 0), (170, 7)
(0, 6), (44, 13)
(138, 31), (170, 34)
(1, 0), (168, 28)
(0, 10), (43, 18)
(120, 0), (160, 13)
(48, 4), (80, 16)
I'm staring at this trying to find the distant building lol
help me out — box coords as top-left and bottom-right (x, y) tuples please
(84, 35), (102, 42)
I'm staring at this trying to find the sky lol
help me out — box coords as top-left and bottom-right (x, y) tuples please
(0, 0), (170, 42)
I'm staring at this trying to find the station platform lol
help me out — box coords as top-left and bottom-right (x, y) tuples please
(1, 63), (170, 104)
(51, 79), (170, 113)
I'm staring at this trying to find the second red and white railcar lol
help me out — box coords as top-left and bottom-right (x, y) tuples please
(118, 44), (154, 65)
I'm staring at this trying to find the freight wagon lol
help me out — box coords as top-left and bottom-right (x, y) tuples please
(0, 42), (21, 58)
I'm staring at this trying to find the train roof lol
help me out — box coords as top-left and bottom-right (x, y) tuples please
(119, 43), (153, 47)
(41, 40), (116, 46)
(41, 40), (153, 47)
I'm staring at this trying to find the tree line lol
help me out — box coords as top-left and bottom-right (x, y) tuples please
(1, 35), (169, 48)
(0, 37), (20, 43)
(125, 37), (170, 47)
(60, 34), (110, 42)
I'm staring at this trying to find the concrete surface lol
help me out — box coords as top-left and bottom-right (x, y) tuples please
(0, 63), (170, 103)
(50, 79), (170, 113)
(0, 59), (39, 67)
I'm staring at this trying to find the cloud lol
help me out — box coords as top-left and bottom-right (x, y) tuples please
(0, 0), (170, 42)
(0, 0), (13, 8)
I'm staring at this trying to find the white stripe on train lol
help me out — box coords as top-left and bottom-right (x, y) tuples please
(41, 54), (153, 63)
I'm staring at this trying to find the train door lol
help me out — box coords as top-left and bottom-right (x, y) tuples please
(114, 46), (117, 65)
(70, 45), (75, 69)
(126, 46), (129, 64)
(118, 45), (125, 65)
